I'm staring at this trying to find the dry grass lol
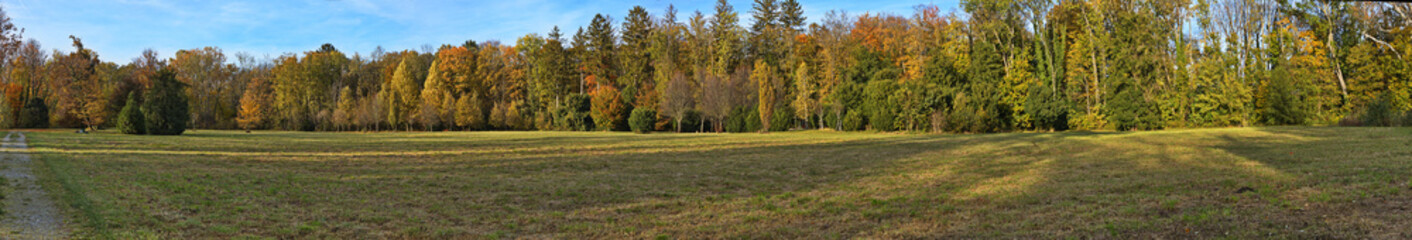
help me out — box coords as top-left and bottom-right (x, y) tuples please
(21, 127), (1412, 239)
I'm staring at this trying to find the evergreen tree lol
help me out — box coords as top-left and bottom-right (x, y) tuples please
(965, 41), (1010, 133)
(117, 91), (145, 134)
(142, 69), (190, 135)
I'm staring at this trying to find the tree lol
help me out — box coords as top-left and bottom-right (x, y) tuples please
(454, 94), (486, 130)
(419, 60), (452, 129)
(753, 60), (782, 131)
(237, 75), (272, 131)
(964, 40), (1010, 133)
(48, 36), (108, 131)
(750, 0), (782, 64)
(142, 69), (190, 135)
(591, 85), (629, 131)
(170, 47), (237, 129)
(1259, 63), (1307, 125)
(272, 46), (348, 131)
(116, 92), (145, 134)
(791, 61), (818, 129)
(17, 97), (45, 128)
(660, 71), (694, 132)
(585, 14), (618, 91)
(386, 58), (420, 130)
(621, 6), (655, 109)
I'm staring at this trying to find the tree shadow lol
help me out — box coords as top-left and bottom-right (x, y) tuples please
(30, 128), (1412, 239)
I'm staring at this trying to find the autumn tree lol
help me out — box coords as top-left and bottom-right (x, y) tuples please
(386, 58), (420, 130)
(753, 59), (781, 131)
(237, 75), (272, 131)
(48, 36), (108, 130)
(171, 47), (237, 129)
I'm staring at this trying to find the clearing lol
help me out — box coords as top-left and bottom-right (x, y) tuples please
(20, 127), (1412, 239)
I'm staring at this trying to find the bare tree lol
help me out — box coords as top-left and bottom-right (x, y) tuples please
(660, 70), (694, 132)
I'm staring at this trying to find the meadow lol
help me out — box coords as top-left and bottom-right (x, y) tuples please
(19, 127), (1412, 239)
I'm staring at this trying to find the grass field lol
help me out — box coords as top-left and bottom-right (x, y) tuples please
(18, 127), (1412, 239)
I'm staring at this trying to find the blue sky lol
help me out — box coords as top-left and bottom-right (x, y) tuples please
(3, 0), (962, 63)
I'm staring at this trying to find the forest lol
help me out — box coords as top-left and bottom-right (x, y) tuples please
(1, 0), (1410, 134)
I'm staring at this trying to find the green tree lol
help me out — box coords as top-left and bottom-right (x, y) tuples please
(629, 108), (656, 133)
(621, 6), (655, 109)
(116, 92), (144, 134)
(142, 69), (190, 135)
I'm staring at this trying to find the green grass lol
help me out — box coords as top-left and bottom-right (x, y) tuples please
(18, 127), (1412, 238)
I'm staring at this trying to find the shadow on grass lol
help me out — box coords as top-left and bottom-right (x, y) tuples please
(26, 128), (1412, 239)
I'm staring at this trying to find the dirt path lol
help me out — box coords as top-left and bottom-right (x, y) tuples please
(0, 132), (68, 239)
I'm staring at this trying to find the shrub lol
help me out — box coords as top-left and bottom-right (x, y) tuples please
(725, 107), (759, 133)
(142, 69), (190, 135)
(769, 105), (793, 132)
(842, 111), (866, 131)
(1358, 96), (1396, 127)
(629, 108), (656, 134)
(0, 95), (12, 129)
(863, 80), (899, 131)
(557, 93), (594, 131)
(116, 92), (146, 134)
(1401, 111), (1412, 127)
(1258, 68), (1307, 126)
(1337, 115), (1362, 127)
(678, 110), (702, 132)
(18, 98), (48, 129)
(744, 108), (763, 132)
(591, 86), (630, 131)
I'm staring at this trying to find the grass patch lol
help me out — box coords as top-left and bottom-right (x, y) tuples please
(22, 127), (1412, 238)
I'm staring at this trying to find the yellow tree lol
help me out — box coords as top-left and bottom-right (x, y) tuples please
(386, 59), (420, 130)
(237, 75), (272, 131)
(753, 59), (778, 131)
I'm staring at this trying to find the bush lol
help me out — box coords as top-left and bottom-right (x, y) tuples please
(1402, 111), (1412, 127)
(1337, 115), (1362, 127)
(18, 98), (48, 129)
(590, 86), (630, 131)
(629, 108), (656, 134)
(678, 110), (702, 132)
(744, 108), (763, 132)
(863, 80), (899, 131)
(116, 92), (145, 134)
(1358, 95), (1396, 127)
(557, 93), (594, 131)
(769, 105), (793, 132)
(842, 111), (866, 131)
(724, 107), (757, 133)
(142, 69), (190, 135)
(1258, 68), (1307, 126)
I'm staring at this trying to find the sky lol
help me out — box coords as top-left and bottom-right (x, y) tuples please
(2, 0), (963, 64)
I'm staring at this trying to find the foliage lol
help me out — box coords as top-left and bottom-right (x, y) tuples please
(629, 108), (656, 133)
(556, 93), (593, 131)
(19, 98), (48, 129)
(1258, 65), (1308, 126)
(141, 69), (190, 135)
(841, 110), (865, 131)
(591, 86), (629, 131)
(863, 80), (898, 131)
(116, 92), (144, 134)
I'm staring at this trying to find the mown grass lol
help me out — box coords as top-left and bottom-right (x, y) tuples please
(19, 127), (1412, 239)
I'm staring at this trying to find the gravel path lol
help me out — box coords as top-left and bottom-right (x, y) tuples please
(0, 132), (69, 239)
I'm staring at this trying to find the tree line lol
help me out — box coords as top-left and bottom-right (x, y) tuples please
(2, 0), (1410, 134)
